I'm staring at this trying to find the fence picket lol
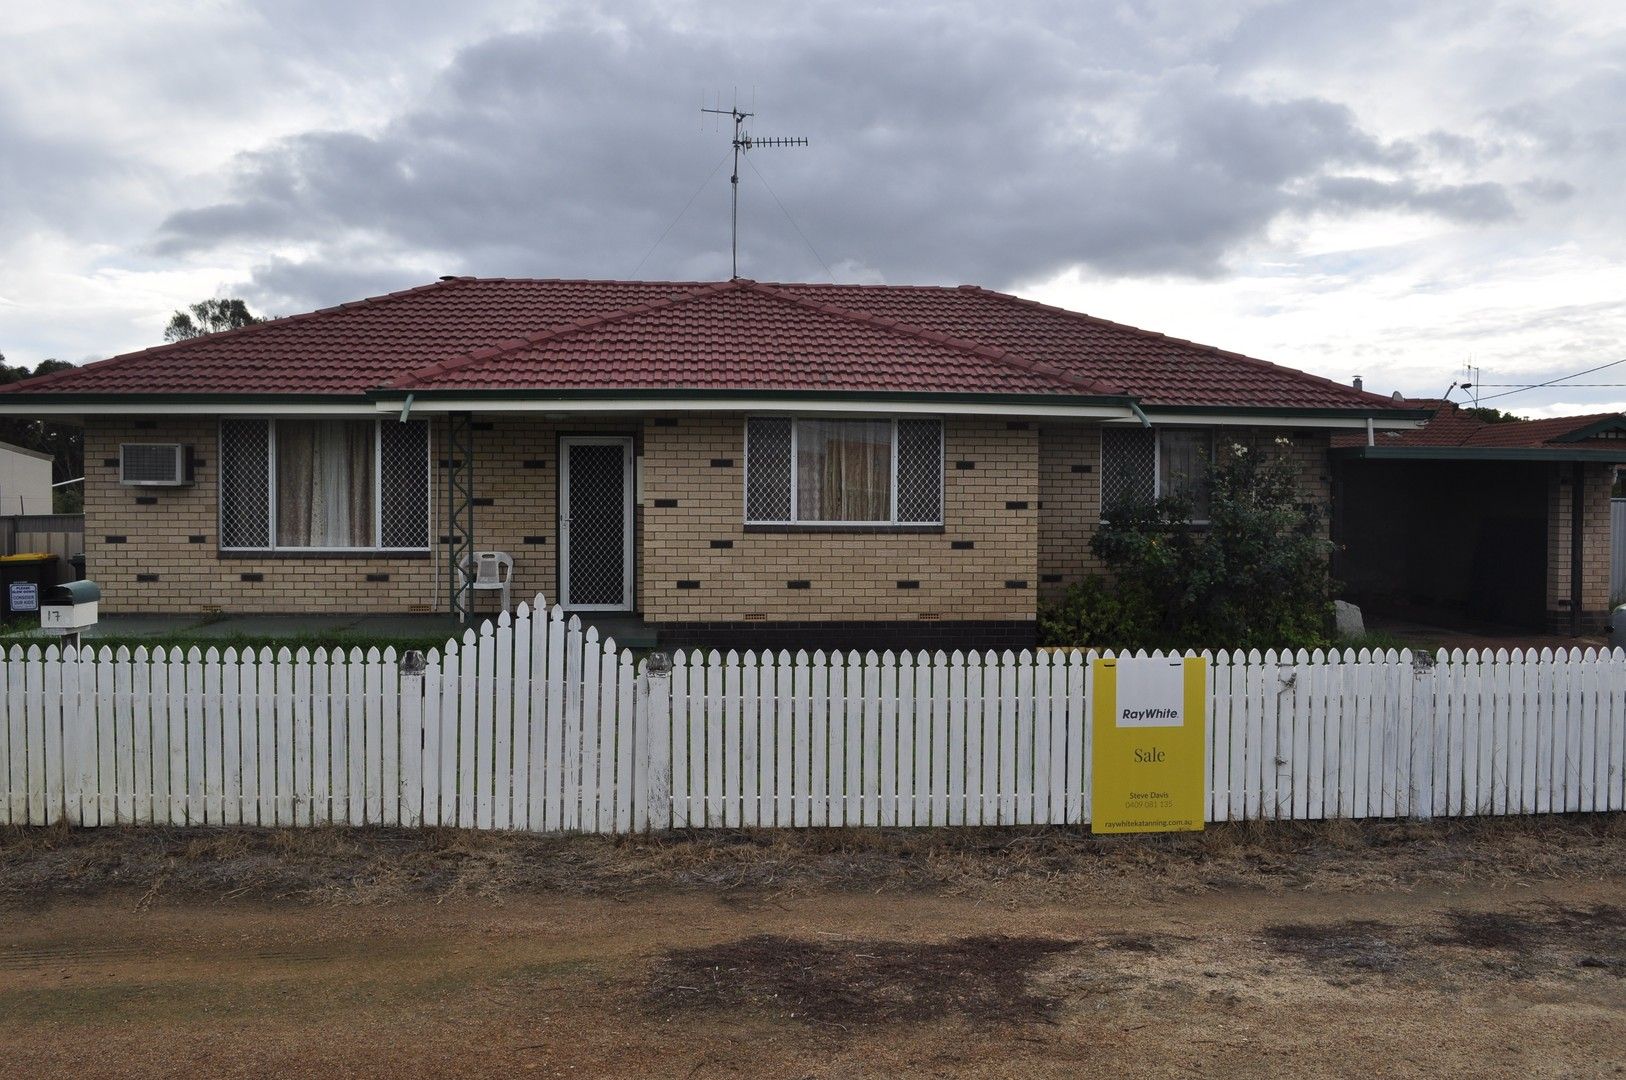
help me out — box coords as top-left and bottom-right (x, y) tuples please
(707, 650), (725, 827)
(492, 616), (512, 831)
(474, 628), (495, 831)
(508, 605), (531, 830)
(672, 650), (692, 829)
(791, 651), (809, 829)
(438, 642), (460, 828)
(617, 651), (636, 834)
(291, 649), (311, 827)
(399, 649), (421, 828)
(418, 650), (441, 827)
(775, 651), (793, 828)
(597, 637), (618, 834)
(963, 651), (984, 826)
(810, 651), (829, 828)
(742, 651), (760, 828)
(879, 652), (897, 828)
(455, 632), (477, 829)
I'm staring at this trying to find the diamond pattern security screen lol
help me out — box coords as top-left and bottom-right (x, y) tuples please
(896, 419), (943, 523)
(745, 418), (792, 522)
(220, 419), (271, 548)
(565, 442), (628, 607)
(217, 417), (430, 551)
(380, 420), (430, 548)
(745, 417), (943, 525)
(1100, 427), (1156, 514)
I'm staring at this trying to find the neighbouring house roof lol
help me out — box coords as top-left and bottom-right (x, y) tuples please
(1332, 399), (1626, 461)
(0, 276), (1418, 418)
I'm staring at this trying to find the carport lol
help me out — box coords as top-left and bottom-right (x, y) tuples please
(1331, 402), (1626, 636)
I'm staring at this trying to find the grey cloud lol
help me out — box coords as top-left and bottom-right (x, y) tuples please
(1310, 175), (1517, 222)
(149, 4), (1549, 307)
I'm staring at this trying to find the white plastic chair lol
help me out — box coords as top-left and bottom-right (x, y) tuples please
(462, 551), (514, 614)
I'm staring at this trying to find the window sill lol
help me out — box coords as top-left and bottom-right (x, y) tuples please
(743, 524), (946, 535)
(219, 550), (432, 560)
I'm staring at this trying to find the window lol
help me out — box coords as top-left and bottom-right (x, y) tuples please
(219, 418), (430, 551)
(1100, 426), (1214, 519)
(745, 417), (942, 525)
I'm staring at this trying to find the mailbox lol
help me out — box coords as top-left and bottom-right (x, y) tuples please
(40, 580), (100, 633)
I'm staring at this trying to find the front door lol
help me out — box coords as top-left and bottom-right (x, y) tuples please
(559, 436), (635, 611)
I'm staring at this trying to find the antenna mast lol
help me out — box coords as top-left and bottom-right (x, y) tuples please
(701, 99), (808, 278)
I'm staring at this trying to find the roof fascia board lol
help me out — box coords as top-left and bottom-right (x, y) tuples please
(1119, 408), (1429, 429)
(0, 398), (375, 416)
(375, 395), (1138, 420)
(1332, 445), (1626, 463)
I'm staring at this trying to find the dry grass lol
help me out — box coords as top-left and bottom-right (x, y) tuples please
(0, 814), (1622, 908)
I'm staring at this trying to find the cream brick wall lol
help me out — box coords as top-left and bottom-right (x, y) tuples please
(1036, 424), (1334, 603)
(639, 415), (1038, 623)
(85, 412), (1038, 623)
(85, 417), (439, 614)
(1545, 462), (1613, 630)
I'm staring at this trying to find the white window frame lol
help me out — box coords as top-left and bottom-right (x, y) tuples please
(743, 416), (944, 526)
(1100, 425), (1216, 524)
(218, 416), (433, 553)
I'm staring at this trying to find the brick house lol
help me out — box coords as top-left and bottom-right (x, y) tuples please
(0, 276), (1429, 647)
(1333, 399), (1626, 635)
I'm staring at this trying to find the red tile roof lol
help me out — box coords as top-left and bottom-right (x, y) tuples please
(1, 276), (1408, 411)
(1333, 399), (1626, 450)
(399, 281), (1116, 396)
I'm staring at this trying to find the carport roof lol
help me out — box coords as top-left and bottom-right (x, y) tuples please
(1332, 399), (1626, 462)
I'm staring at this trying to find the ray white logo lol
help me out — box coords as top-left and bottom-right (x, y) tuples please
(1113, 660), (1185, 728)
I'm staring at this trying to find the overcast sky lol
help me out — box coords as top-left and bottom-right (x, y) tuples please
(3, 0), (1624, 415)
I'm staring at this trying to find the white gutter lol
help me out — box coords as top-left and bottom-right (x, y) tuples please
(0, 402), (381, 417)
(372, 397), (1140, 421)
(1103, 412), (1424, 431)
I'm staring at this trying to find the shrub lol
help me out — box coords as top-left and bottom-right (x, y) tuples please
(1039, 436), (1335, 651)
(1036, 577), (1160, 652)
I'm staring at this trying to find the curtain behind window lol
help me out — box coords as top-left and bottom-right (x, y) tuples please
(795, 419), (891, 521)
(1158, 429), (1212, 519)
(276, 419), (375, 547)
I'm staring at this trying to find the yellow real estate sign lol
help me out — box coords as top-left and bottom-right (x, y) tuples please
(1090, 655), (1206, 833)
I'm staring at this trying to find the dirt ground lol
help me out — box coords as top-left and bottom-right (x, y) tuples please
(1, 819), (1623, 1078)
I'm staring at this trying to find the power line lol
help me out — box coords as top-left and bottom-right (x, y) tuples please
(744, 153), (835, 283)
(631, 150), (732, 277)
(1468, 356), (1626, 403)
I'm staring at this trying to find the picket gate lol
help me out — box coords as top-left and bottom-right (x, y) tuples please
(2, 595), (1623, 833)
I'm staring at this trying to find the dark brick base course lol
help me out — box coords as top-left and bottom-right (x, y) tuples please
(652, 619), (1038, 652)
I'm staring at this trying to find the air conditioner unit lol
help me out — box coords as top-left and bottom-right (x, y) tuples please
(119, 443), (194, 486)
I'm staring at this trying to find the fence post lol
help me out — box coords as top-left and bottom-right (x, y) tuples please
(1409, 650), (1436, 821)
(641, 652), (672, 832)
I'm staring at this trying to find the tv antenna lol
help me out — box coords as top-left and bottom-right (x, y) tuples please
(702, 94), (808, 278)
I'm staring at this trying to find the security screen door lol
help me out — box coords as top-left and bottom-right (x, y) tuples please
(559, 437), (634, 611)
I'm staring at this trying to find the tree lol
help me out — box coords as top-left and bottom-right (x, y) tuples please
(1464, 406), (1524, 424)
(164, 298), (264, 342)
(0, 353), (83, 512)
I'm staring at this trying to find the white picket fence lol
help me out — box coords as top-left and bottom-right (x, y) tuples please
(2, 594), (1624, 832)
